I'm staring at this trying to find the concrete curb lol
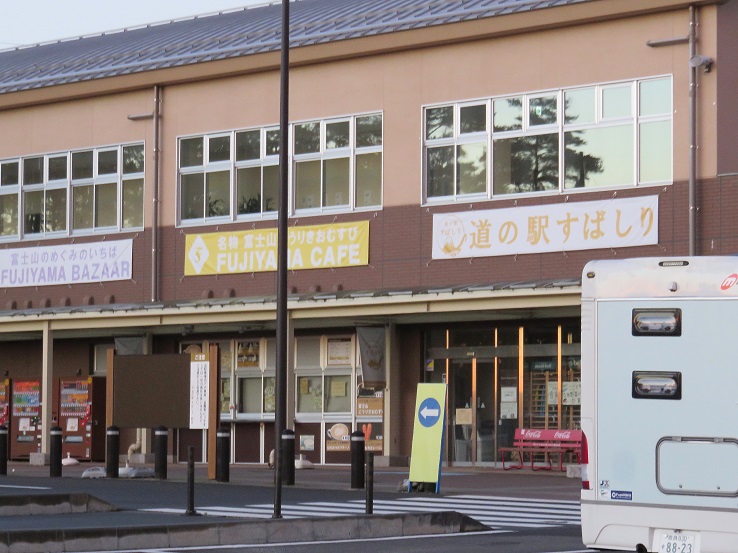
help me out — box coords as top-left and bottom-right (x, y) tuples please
(0, 494), (116, 517)
(0, 511), (487, 553)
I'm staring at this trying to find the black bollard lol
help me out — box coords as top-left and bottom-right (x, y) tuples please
(350, 430), (365, 489)
(281, 429), (295, 486)
(0, 425), (7, 476)
(49, 426), (63, 477)
(106, 426), (120, 478)
(185, 445), (196, 515)
(154, 426), (168, 480)
(365, 451), (374, 514)
(216, 425), (230, 483)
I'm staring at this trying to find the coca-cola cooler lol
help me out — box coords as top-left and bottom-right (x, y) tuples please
(10, 380), (41, 460)
(0, 379), (9, 431)
(58, 377), (106, 461)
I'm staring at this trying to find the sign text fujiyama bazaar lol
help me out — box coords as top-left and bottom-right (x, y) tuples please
(185, 221), (369, 276)
(432, 195), (658, 259)
(0, 239), (133, 288)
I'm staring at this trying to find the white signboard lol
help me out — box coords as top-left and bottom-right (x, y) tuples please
(189, 358), (210, 430)
(432, 195), (658, 259)
(0, 239), (133, 288)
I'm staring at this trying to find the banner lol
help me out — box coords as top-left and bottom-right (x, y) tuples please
(0, 239), (133, 288)
(185, 221), (369, 276)
(357, 326), (386, 387)
(432, 195), (658, 259)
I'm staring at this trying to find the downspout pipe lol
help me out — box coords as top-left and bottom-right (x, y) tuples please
(688, 5), (697, 256)
(151, 85), (161, 302)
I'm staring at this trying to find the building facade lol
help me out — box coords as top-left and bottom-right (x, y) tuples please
(0, 0), (735, 466)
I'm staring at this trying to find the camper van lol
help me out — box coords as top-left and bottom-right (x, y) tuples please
(580, 257), (738, 553)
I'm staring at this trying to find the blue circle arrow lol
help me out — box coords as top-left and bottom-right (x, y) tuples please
(418, 397), (441, 428)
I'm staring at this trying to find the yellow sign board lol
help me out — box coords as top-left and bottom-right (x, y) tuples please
(185, 221), (369, 276)
(408, 383), (447, 490)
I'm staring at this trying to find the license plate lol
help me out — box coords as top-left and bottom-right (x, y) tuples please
(659, 531), (697, 553)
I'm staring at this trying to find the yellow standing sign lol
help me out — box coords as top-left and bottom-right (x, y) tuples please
(408, 383), (447, 492)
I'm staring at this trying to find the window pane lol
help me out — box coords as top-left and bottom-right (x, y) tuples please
(426, 106), (453, 140)
(640, 78), (671, 117)
(122, 145), (144, 174)
(295, 160), (321, 209)
(564, 88), (596, 124)
(1, 161), (19, 186)
(122, 178), (144, 228)
(209, 135), (231, 163)
(564, 125), (633, 188)
(602, 85), (631, 119)
(325, 375), (351, 413)
(265, 129), (280, 156)
(23, 157), (44, 185)
(530, 95), (557, 126)
(238, 377), (262, 413)
(427, 145), (454, 198)
(236, 130), (260, 161)
(97, 150), (118, 175)
(180, 138), (203, 167)
(205, 171), (230, 217)
(72, 151), (93, 179)
(297, 376), (322, 413)
(73, 185), (93, 230)
(181, 173), (204, 219)
(0, 194), (18, 236)
(323, 157), (350, 207)
(355, 152), (382, 208)
(326, 121), (350, 149)
(95, 182), (117, 227)
(640, 120), (671, 182)
(493, 134), (559, 194)
(45, 188), (67, 232)
(237, 167), (261, 214)
(356, 114), (382, 147)
(493, 97), (522, 132)
(460, 104), (486, 134)
(24, 190), (43, 234)
(457, 143), (487, 195)
(294, 122), (320, 154)
(263, 165), (279, 213)
(263, 376), (275, 413)
(48, 156), (68, 181)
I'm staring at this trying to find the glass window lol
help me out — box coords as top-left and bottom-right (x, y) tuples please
(122, 145), (144, 174)
(181, 173), (204, 220)
(23, 157), (44, 185)
(1, 161), (19, 186)
(564, 88), (596, 125)
(265, 129), (280, 156)
(48, 156), (68, 181)
(426, 145), (454, 198)
(426, 106), (453, 140)
(493, 97), (522, 132)
(295, 122), (320, 155)
(460, 104), (486, 134)
(263, 376), (275, 413)
(297, 376), (323, 413)
(237, 167), (262, 214)
(323, 157), (350, 207)
(45, 188), (67, 232)
(602, 85), (632, 119)
(529, 94), (557, 126)
(205, 171), (230, 217)
(457, 143), (487, 195)
(72, 185), (93, 230)
(355, 152), (382, 208)
(325, 375), (351, 413)
(239, 377), (262, 413)
(237, 340), (260, 368)
(493, 134), (559, 194)
(639, 120), (671, 182)
(356, 115), (382, 147)
(236, 130), (260, 161)
(640, 78), (672, 117)
(208, 135), (231, 163)
(24, 190), (43, 234)
(295, 160), (321, 210)
(180, 138), (203, 167)
(263, 165), (279, 213)
(326, 121), (350, 149)
(564, 125), (633, 188)
(122, 178), (144, 228)
(72, 151), (93, 180)
(0, 194), (18, 236)
(97, 150), (118, 175)
(95, 182), (117, 227)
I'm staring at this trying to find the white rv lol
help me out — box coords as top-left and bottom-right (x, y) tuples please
(580, 257), (738, 553)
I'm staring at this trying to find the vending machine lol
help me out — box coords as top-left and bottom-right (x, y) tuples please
(0, 380), (9, 429)
(10, 380), (41, 460)
(58, 377), (106, 461)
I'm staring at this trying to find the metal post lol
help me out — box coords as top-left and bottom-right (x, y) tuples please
(216, 425), (230, 483)
(365, 451), (374, 514)
(154, 426), (168, 480)
(350, 431), (365, 489)
(49, 426), (62, 477)
(185, 445), (196, 515)
(0, 426), (7, 476)
(106, 426), (119, 478)
(281, 429), (295, 486)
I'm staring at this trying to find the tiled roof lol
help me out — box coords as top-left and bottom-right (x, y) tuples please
(0, 0), (591, 94)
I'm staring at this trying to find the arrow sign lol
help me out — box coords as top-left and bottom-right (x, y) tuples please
(418, 397), (441, 428)
(420, 405), (439, 419)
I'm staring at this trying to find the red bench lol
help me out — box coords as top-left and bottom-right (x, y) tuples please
(499, 428), (583, 471)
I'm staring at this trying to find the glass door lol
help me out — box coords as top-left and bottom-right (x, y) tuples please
(448, 360), (473, 465)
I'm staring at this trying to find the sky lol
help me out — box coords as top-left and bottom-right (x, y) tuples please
(0, 1), (273, 49)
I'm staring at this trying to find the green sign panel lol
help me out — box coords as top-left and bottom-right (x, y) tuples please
(408, 383), (447, 490)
